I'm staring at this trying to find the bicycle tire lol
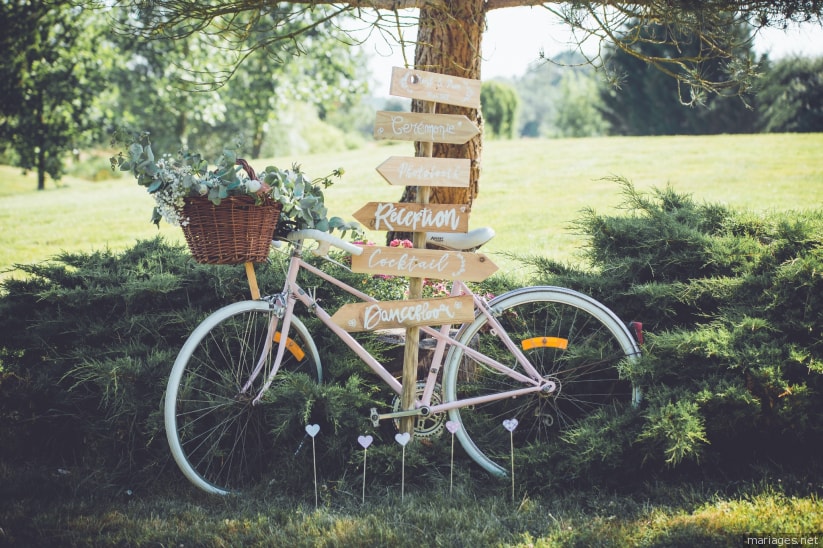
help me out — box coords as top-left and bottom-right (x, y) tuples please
(165, 300), (321, 495)
(442, 286), (641, 477)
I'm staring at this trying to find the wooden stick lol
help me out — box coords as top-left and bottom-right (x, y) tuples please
(244, 261), (261, 300)
(399, 100), (435, 436)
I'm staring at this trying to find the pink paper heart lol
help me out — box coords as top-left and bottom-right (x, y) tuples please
(445, 420), (460, 434)
(503, 418), (519, 432)
(305, 424), (320, 438)
(357, 435), (373, 449)
(395, 432), (411, 446)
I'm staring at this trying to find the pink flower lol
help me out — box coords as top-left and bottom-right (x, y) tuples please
(389, 239), (414, 248)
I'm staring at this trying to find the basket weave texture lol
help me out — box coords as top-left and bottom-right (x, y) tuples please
(180, 195), (281, 264)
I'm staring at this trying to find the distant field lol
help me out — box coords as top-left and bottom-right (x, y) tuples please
(2, 133), (822, 279)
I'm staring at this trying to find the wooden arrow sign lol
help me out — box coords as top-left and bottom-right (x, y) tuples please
(331, 295), (474, 332)
(389, 67), (481, 109)
(376, 157), (470, 188)
(373, 111), (480, 144)
(352, 245), (498, 282)
(353, 202), (470, 233)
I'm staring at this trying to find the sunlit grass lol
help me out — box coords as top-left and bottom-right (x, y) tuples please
(4, 477), (820, 545)
(3, 134), (822, 279)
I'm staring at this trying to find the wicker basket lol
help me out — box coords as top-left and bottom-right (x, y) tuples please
(180, 195), (281, 264)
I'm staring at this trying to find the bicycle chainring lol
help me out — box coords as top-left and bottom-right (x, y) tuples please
(391, 381), (445, 439)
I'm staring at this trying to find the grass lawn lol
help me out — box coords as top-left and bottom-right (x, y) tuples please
(3, 133), (822, 279)
(2, 472), (821, 546)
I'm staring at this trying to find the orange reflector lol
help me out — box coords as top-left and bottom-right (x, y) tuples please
(521, 336), (568, 351)
(274, 332), (306, 361)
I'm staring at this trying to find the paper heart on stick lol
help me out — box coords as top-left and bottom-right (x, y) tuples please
(305, 424), (320, 438)
(503, 418), (519, 432)
(395, 432), (411, 446)
(357, 435), (373, 449)
(445, 421), (460, 434)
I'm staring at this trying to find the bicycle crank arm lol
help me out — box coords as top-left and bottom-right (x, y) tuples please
(369, 406), (430, 427)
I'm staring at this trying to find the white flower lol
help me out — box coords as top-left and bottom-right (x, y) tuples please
(246, 179), (262, 193)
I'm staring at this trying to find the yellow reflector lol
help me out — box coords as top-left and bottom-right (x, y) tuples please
(521, 336), (568, 351)
(274, 332), (306, 361)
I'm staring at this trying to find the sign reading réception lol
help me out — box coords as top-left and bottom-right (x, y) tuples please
(352, 202), (469, 233)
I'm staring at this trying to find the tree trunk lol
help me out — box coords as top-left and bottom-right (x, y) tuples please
(389, 0), (486, 243)
(37, 147), (46, 191)
(251, 121), (265, 159)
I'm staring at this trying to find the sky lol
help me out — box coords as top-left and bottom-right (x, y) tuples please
(362, 7), (823, 94)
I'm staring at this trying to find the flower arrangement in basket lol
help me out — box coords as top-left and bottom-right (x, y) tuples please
(111, 130), (359, 264)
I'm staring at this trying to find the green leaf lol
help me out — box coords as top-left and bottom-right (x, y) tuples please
(128, 143), (143, 160)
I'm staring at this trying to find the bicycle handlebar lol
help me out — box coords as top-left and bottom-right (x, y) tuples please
(285, 229), (364, 256)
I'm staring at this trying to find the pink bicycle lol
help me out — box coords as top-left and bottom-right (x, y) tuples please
(164, 228), (641, 495)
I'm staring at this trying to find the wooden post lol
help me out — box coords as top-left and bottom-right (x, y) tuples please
(399, 100), (435, 435)
(370, 68), (481, 435)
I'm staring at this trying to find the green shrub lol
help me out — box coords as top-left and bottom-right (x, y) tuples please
(529, 177), (823, 477)
(0, 238), (514, 494)
(3, 182), (823, 496)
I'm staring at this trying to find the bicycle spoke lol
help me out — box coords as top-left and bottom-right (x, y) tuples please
(166, 301), (321, 494)
(444, 287), (639, 476)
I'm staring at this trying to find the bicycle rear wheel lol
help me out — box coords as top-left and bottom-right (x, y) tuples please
(165, 300), (321, 495)
(443, 286), (640, 477)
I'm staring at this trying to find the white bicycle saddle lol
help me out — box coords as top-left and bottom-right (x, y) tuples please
(425, 227), (495, 251)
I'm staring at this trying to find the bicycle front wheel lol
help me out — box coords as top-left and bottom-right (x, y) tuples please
(443, 286), (640, 477)
(165, 300), (321, 495)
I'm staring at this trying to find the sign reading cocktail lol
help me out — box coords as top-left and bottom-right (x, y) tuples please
(332, 295), (474, 332)
(351, 245), (498, 282)
(353, 202), (469, 233)
(374, 111), (480, 145)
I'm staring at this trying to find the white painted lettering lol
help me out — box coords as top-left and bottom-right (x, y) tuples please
(371, 203), (462, 231)
(363, 301), (458, 330)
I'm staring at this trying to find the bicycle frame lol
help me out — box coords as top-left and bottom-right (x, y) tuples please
(244, 239), (556, 423)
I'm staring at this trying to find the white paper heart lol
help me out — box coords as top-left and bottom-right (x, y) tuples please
(395, 432), (411, 446)
(357, 435), (373, 449)
(305, 424), (320, 438)
(445, 420), (460, 434)
(503, 418), (519, 432)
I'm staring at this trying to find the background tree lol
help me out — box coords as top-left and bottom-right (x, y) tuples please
(553, 70), (608, 137)
(0, 1), (109, 190)
(480, 81), (520, 139)
(208, 9), (368, 157)
(756, 56), (823, 133)
(513, 51), (582, 138)
(597, 20), (760, 135)
(109, 0), (823, 206)
(103, 6), (366, 158)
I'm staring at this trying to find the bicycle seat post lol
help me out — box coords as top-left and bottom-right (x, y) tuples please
(244, 261), (261, 300)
